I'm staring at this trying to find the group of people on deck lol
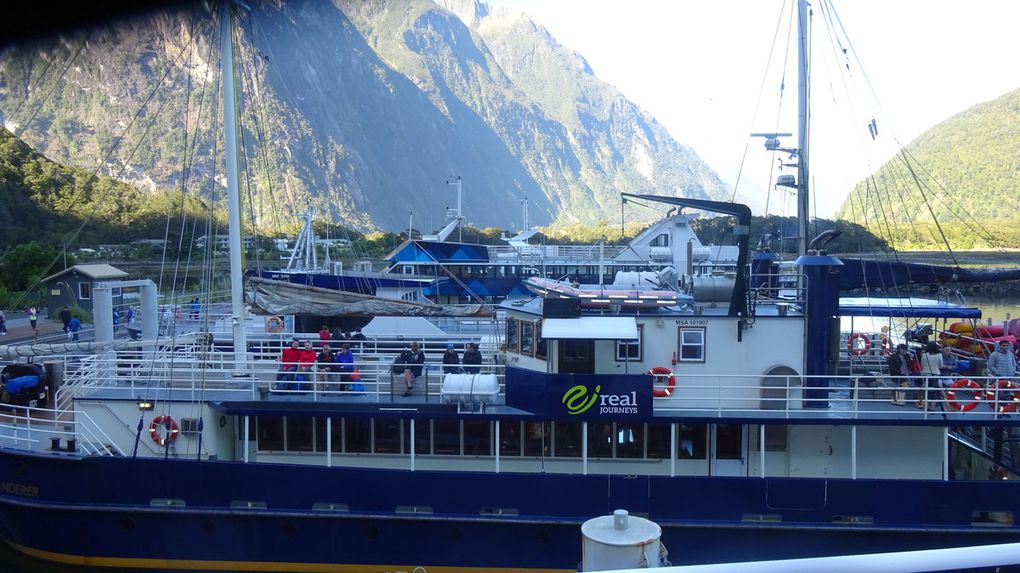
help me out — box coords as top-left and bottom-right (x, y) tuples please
(886, 339), (1017, 410)
(276, 335), (486, 396)
(397, 341), (483, 397)
(277, 338), (356, 391)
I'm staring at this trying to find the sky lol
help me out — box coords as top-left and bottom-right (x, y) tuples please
(487, 0), (1020, 219)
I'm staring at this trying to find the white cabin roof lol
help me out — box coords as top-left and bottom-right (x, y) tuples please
(541, 317), (638, 340)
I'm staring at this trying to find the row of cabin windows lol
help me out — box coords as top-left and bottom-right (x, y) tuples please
(505, 318), (548, 360)
(506, 319), (705, 364)
(251, 418), (770, 459)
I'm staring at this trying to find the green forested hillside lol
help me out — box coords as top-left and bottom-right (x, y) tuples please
(837, 88), (1020, 250)
(0, 126), (211, 250)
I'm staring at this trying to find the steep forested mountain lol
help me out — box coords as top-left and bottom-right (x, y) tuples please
(836, 88), (1020, 250)
(0, 126), (209, 249)
(0, 0), (727, 235)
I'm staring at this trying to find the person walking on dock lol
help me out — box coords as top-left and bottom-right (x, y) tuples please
(27, 306), (37, 331)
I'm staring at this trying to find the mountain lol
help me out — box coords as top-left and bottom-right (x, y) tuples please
(0, 0), (727, 236)
(836, 88), (1020, 249)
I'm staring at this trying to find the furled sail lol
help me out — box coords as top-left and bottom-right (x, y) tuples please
(839, 258), (1020, 291)
(0, 340), (132, 360)
(245, 277), (493, 317)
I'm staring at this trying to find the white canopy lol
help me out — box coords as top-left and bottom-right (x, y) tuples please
(541, 317), (638, 340)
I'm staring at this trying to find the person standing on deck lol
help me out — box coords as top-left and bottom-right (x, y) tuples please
(987, 340), (1018, 406)
(59, 306), (71, 333)
(68, 315), (82, 341)
(919, 343), (943, 410)
(462, 342), (482, 374)
(887, 344), (913, 405)
(27, 306), (37, 331)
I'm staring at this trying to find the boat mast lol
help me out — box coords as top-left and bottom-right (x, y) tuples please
(221, 1), (248, 364)
(796, 0), (810, 256)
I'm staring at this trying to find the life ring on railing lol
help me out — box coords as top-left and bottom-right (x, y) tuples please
(946, 379), (982, 412)
(648, 366), (676, 397)
(265, 316), (284, 333)
(985, 379), (1020, 413)
(149, 415), (180, 447)
(847, 333), (872, 356)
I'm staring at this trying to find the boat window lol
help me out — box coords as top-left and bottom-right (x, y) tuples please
(403, 419), (431, 455)
(650, 233), (669, 247)
(506, 318), (519, 353)
(499, 421), (522, 456)
(256, 416), (284, 451)
(374, 419), (402, 454)
(764, 425), (788, 452)
(679, 424), (707, 459)
(678, 327), (706, 362)
(78, 281), (91, 300)
(464, 420), (491, 456)
(553, 421), (582, 457)
(287, 417), (315, 452)
(524, 421), (550, 456)
(587, 423), (613, 458)
(433, 420), (461, 455)
(646, 423), (672, 459)
(521, 322), (535, 355)
(615, 324), (643, 362)
(616, 423), (644, 458)
(313, 417), (342, 453)
(716, 424), (742, 459)
(535, 322), (547, 359)
(345, 419), (372, 453)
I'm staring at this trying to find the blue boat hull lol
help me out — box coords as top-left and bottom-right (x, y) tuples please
(1, 452), (1019, 570)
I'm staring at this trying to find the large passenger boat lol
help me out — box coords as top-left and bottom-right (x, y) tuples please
(1, 1), (1019, 571)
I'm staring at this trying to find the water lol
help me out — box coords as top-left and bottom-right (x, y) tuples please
(970, 298), (1020, 324)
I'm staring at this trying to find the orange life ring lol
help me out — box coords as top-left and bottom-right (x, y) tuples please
(149, 415), (180, 446)
(946, 379), (982, 412)
(649, 366), (676, 397)
(847, 333), (872, 356)
(985, 379), (1020, 413)
(266, 316), (284, 333)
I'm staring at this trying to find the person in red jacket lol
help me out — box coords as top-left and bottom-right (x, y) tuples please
(318, 325), (331, 341)
(277, 339), (302, 389)
(295, 340), (318, 391)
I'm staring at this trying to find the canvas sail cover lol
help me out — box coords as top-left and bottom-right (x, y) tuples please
(839, 258), (1020, 291)
(245, 277), (493, 317)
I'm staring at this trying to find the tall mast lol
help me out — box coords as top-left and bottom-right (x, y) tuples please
(796, 0), (811, 255)
(221, 1), (248, 364)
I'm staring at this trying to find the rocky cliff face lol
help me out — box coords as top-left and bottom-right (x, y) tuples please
(0, 0), (727, 234)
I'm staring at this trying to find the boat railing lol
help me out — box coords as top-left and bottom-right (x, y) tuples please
(486, 244), (627, 262)
(653, 372), (1020, 420)
(57, 351), (507, 405)
(0, 403), (125, 457)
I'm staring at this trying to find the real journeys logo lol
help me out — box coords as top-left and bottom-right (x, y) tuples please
(561, 384), (639, 415)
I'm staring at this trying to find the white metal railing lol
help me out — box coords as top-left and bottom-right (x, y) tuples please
(486, 244), (627, 262)
(0, 404), (125, 456)
(652, 373), (1020, 420)
(56, 350), (506, 404)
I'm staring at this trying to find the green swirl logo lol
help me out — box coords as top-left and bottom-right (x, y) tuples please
(562, 384), (600, 415)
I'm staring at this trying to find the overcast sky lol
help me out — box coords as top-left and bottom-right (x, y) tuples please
(488, 0), (1020, 218)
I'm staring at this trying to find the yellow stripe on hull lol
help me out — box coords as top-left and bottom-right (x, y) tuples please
(10, 542), (572, 573)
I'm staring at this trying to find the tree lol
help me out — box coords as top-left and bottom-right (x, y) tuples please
(0, 241), (71, 291)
